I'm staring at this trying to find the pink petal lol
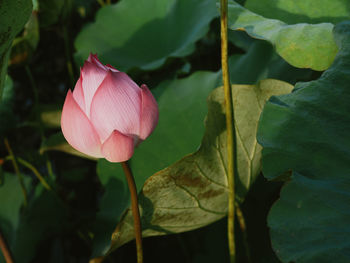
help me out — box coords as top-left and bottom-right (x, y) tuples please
(61, 90), (103, 158)
(106, 64), (119, 72)
(139, 84), (159, 140)
(81, 60), (108, 117)
(72, 73), (85, 112)
(87, 54), (119, 72)
(90, 71), (141, 142)
(87, 53), (107, 70)
(101, 130), (134, 162)
(114, 72), (141, 92)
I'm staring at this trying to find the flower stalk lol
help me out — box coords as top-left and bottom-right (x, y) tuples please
(121, 161), (143, 263)
(220, 0), (236, 262)
(0, 229), (14, 263)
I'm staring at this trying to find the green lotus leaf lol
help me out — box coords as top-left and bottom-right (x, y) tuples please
(257, 21), (350, 263)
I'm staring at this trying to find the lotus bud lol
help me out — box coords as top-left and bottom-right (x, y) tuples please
(61, 54), (158, 162)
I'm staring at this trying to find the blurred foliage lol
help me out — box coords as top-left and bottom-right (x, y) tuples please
(10, 12), (39, 66)
(74, 0), (219, 71)
(0, 0), (32, 99)
(0, 76), (16, 136)
(0, 0), (349, 262)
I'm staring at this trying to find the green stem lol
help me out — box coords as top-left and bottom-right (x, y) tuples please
(121, 161), (143, 263)
(46, 159), (55, 180)
(96, 0), (105, 6)
(236, 203), (252, 263)
(25, 66), (38, 106)
(17, 157), (52, 191)
(4, 156), (52, 191)
(220, 0), (236, 262)
(4, 138), (28, 206)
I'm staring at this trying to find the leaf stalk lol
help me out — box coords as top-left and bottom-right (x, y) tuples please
(4, 138), (28, 206)
(220, 0), (236, 262)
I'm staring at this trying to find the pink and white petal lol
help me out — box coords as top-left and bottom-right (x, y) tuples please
(90, 71), (141, 142)
(113, 72), (141, 92)
(72, 73), (86, 112)
(81, 60), (108, 116)
(101, 130), (134, 162)
(139, 84), (159, 140)
(87, 53), (107, 70)
(106, 64), (119, 72)
(61, 90), (103, 158)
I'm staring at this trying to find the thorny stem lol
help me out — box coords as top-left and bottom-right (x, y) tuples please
(220, 0), (236, 262)
(4, 138), (28, 206)
(121, 161), (143, 263)
(0, 229), (14, 263)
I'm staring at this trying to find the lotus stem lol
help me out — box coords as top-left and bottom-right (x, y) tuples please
(16, 157), (52, 191)
(0, 229), (14, 263)
(4, 138), (28, 206)
(220, 0), (236, 262)
(236, 203), (251, 263)
(121, 161), (143, 263)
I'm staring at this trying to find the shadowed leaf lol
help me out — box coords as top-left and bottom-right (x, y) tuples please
(257, 21), (350, 263)
(93, 79), (293, 258)
(39, 104), (62, 128)
(0, 0), (32, 98)
(228, 39), (312, 85)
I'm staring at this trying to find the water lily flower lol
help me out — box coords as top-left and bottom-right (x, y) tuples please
(61, 54), (158, 162)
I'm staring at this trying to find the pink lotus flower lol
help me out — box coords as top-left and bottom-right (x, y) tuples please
(61, 54), (158, 162)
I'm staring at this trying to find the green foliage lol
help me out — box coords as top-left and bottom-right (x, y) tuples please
(245, 0), (350, 24)
(40, 132), (97, 160)
(93, 71), (220, 256)
(74, 0), (219, 71)
(11, 187), (68, 263)
(257, 21), (350, 263)
(226, 0), (338, 70)
(228, 39), (313, 85)
(94, 79), (292, 257)
(0, 0), (32, 98)
(0, 174), (28, 254)
(4, 0), (350, 261)
(0, 76), (16, 136)
(38, 0), (65, 27)
(39, 104), (62, 128)
(92, 159), (129, 257)
(10, 12), (39, 65)
(0, 175), (67, 263)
